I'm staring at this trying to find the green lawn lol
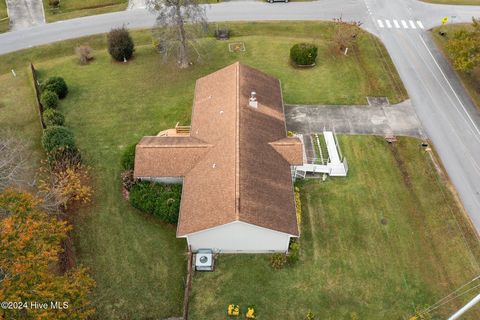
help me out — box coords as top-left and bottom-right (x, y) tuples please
(189, 136), (480, 319)
(0, 22), (408, 318)
(0, 0), (9, 33)
(432, 24), (480, 111)
(43, 0), (128, 22)
(422, 0), (480, 4)
(1, 22), (407, 105)
(0, 70), (43, 183)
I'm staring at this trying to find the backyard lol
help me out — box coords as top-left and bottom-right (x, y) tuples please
(0, 21), (445, 319)
(189, 136), (480, 319)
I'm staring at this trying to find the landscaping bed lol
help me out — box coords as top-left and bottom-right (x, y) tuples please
(0, 22), (408, 318)
(189, 136), (480, 319)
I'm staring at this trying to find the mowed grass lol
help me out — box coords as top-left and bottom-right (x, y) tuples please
(43, 0), (128, 22)
(0, 0), (9, 33)
(432, 24), (480, 112)
(0, 22), (407, 105)
(189, 136), (480, 320)
(1, 22), (407, 318)
(0, 69), (43, 183)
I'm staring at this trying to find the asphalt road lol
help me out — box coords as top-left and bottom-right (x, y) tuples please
(1, 0), (480, 231)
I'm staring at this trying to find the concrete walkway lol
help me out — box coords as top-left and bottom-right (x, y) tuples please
(6, 0), (45, 31)
(285, 99), (424, 138)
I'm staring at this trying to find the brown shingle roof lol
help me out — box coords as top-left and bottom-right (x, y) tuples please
(134, 62), (301, 237)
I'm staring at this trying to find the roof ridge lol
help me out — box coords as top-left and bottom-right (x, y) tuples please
(235, 62), (240, 221)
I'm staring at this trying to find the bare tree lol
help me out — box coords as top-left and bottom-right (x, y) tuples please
(147, 0), (208, 68)
(332, 16), (362, 53)
(0, 131), (29, 192)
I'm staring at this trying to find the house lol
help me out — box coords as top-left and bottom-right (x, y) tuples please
(133, 62), (303, 253)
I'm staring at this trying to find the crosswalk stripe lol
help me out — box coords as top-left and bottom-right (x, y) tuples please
(385, 20), (392, 28)
(409, 20), (417, 29)
(393, 20), (400, 28)
(377, 20), (384, 28)
(401, 20), (408, 29)
(417, 21), (424, 29)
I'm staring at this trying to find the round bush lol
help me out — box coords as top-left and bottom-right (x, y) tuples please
(40, 90), (59, 109)
(108, 28), (135, 62)
(43, 109), (65, 127)
(41, 126), (76, 154)
(290, 43), (318, 66)
(41, 77), (68, 99)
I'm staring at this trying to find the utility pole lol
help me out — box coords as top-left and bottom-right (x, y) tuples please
(448, 293), (480, 320)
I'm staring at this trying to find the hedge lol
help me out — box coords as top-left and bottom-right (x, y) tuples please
(43, 109), (65, 127)
(129, 181), (182, 224)
(41, 77), (68, 99)
(40, 90), (59, 109)
(41, 126), (76, 154)
(121, 143), (137, 171)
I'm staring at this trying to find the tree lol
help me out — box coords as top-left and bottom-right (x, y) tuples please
(0, 189), (95, 320)
(0, 132), (28, 193)
(39, 163), (92, 210)
(147, 0), (208, 68)
(107, 27), (135, 62)
(446, 18), (480, 72)
(331, 16), (362, 53)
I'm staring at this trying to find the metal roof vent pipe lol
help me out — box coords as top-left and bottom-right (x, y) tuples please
(249, 91), (258, 108)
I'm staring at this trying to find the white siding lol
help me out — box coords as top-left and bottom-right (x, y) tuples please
(185, 221), (292, 253)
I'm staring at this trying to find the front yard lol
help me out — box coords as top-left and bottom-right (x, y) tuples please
(42, 0), (128, 22)
(189, 136), (480, 319)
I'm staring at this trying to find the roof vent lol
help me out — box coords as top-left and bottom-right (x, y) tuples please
(249, 91), (258, 108)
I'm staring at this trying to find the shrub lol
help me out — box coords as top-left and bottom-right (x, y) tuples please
(270, 253), (287, 269)
(43, 109), (65, 127)
(75, 44), (93, 65)
(41, 126), (76, 154)
(108, 28), (135, 62)
(129, 181), (182, 224)
(41, 77), (68, 99)
(121, 170), (135, 191)
(121, 143), (137, 170)
(305, 311), (315, 320)
(287, 238), (300, 265)
(290, 43), (318, 66)
(40, 90), (59, 109)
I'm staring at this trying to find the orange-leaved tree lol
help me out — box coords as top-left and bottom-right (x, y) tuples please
(0, 189), (95, 320)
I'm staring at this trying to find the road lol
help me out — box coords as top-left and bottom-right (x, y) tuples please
(1, 0), (480, 230)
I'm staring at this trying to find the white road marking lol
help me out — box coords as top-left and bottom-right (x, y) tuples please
(418, 34), (480, 139)
(401, 20), (409, 28)
(393, 20), (400, 28)
(417, 21), (425, 29)
(377, 20), (384, 28)
(385, 20), (392, 28)
(409, 20), (417, 29)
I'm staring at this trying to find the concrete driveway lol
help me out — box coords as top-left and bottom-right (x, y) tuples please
(6, 0), (45, 31)
(285, 99), (424, 138)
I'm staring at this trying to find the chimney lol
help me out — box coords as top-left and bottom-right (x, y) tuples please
(249, 91), (258, 108)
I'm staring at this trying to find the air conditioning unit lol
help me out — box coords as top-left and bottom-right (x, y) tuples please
(195, 249), (214, 271)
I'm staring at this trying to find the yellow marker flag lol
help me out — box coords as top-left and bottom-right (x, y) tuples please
(442, 16), (449, 25)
